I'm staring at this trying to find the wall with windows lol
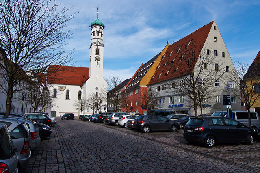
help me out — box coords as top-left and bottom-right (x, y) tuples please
(49, 84), (82, 116)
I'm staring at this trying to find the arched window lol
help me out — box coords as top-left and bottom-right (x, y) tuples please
(96, 48), (99, 55)
(66, 90), (70, 100)
(53, 89), (57, 98)
(78, 91), (82, 100)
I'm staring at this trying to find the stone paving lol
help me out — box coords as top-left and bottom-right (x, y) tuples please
(24, 118), (260, 173)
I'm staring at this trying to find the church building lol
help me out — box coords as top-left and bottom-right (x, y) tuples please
(47, 10), (107, 117)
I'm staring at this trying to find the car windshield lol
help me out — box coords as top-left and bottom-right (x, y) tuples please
(212, 112), (227, 117)
(186, 118), (204, 126)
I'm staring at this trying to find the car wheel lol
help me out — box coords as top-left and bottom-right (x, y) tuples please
(171, 125), (177, 132)
(142, 125), (151, 133)
(204, 136), (215, 148)
(245, 134), (253, 145)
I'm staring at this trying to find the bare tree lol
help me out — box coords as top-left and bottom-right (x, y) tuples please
(106, 76), (122, 112)
(86, 90), (107, 114)
(0, 0), (74, 117)
(74, 98), (87, 115)
(173, 41), (224, 117)
(230, 61), (260, 128)
(141, 88), (158, 112)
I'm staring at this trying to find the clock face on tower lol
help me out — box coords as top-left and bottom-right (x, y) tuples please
(95, 56), (100, 61)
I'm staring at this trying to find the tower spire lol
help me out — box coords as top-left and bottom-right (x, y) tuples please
(97, 8), (99, 19)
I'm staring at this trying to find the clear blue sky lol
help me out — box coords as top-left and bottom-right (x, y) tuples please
(60, 0), (260, 81)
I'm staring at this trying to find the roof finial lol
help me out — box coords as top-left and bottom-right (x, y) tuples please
(97, 8), (99, 19)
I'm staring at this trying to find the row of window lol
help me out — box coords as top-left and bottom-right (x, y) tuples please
(129, 89), (139, 96)
(53, 89), (82, 100)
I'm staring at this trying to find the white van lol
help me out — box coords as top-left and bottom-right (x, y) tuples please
(212, 111), (260, 131)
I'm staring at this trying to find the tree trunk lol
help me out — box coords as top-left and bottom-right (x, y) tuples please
(247, 109), (251, 128)
(5, 82), (14, 118)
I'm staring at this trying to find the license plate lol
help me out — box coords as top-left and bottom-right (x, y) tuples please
(187, 130), (193, 132)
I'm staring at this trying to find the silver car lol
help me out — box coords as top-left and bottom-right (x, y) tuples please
(0, 118), (31, 169)
(0, 114), (41, 149)
(108, 112), (130, 125)
(0, 124), (18, 173)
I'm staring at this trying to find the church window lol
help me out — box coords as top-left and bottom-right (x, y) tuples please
(97, 31), (99, 36)
(222, 52), (225, 57)
(96, 48), (99, 55)
(92, 31), (95, 36)
(53, 89), (57, 98)
(78, 91), (82, 100)
(66, 90), (70, 100)
(214, 37), (217, 42)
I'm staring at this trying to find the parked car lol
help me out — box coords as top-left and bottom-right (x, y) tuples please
(0, 118), (31, 169)
(24, 113), (53, 126)
(172, 116), (193, 129)
(135, 115), (180, 133)
(126, 116), (140, 129)
(108, 112), (130, 125)
(167, 114), (188, 121)
(0, 124), (18, 173)
(79, 115), (84, 120)
(118, 115), (137, 128)
(212, 111), (260, 132)
(36, 123), (52, 140)
(34, 112), (56, 126)
(184, 116), (254, 147)
(61, 113), (74, 120)
(0, 113), (41, 149)
(82, 115), (91, 121)
(90, 114), (104, 123)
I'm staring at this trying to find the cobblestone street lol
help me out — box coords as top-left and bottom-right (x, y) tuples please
(25, 119), (260, 173)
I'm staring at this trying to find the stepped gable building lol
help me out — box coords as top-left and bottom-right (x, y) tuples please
(243, 50), (260, 115)
(121, 44), (169, 114)
(47, 10), (107, 117)
(147, 21), (241, 115)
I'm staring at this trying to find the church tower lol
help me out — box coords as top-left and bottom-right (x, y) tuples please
(83, 9), (107, 114)
(89, 9), (105, 78)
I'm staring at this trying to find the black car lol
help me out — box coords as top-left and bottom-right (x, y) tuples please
(82, 115), (91, 121)
(90, 114), (104, 123)
(184, 116), (254, 147)
(24, 113), (52, 126)
(36, 123), (52, 140)
(61, 113), (74, 120)
(136, 115), (180, 133)
(172, 116), (193, 129)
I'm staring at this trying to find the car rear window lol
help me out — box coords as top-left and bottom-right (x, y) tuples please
(186, 118), (204, 126)
(10, 124), (29, 139)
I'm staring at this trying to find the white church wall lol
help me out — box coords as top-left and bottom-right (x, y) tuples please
(49, 84), (82, 117)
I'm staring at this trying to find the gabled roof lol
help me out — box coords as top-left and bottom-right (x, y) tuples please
(244, 51), (260, 79)
(148, 21), (214, 85)
(47, 65), (89, 86)
(123, 54), (159, 92)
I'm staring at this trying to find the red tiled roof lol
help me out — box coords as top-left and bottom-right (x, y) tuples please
(47, 65), (89, 86)
(149, 21), (214, 85)
(244, 51), (260, 79)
